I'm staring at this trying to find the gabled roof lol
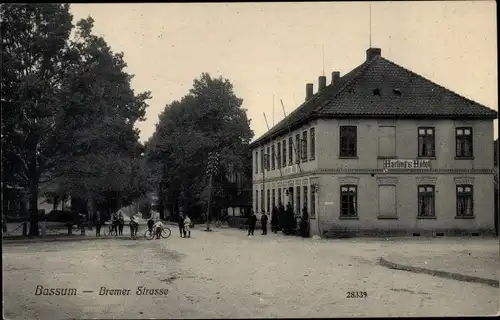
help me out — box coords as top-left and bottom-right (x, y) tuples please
(251, 50), (497, 147)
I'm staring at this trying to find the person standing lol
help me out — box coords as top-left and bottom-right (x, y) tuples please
(183, 215), (192, 238)
(118, 212), (125, 236)
(129, 216), (138, 239)
(248, 212), (257, 236)
(95, 210), (102, 236)
(178, 215), (185, 238)
(111, 212), (119, 235)
(261, 212), (268, 235)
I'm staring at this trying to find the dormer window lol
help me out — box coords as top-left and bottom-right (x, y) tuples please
(393, 88), (401, 96)
(372, 88), (380, 96)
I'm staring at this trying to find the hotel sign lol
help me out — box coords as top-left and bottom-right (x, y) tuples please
(383, 159), (431, 170)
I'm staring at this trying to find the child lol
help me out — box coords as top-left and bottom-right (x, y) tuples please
(153, 219), (163, 239)
(183, 215), (192, 238)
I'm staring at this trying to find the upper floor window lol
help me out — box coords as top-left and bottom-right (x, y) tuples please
(295, 134), (301, 164)
(456, 127), (473, 158)
(456, 185), (473, 217)
(418, 127), (435, 157)
(254, 151), (258, 174)
(417, 185), (435, 218)
(288, 137), (293, 165)
(301, 131), (308, 161)
(310, 128), (316, 160)
(266, 146), (270, 171)
(271, 144), (276, 170)
(340, 185), (357, 217)
(378, 126), (396, 158)
(277, 142), (282, 169)
(282, 139), (287, 166)
(340, 126), (357, 157)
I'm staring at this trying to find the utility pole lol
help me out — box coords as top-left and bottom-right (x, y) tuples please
(206, 151), (220, 232)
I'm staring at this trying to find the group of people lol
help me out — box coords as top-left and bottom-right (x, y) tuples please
(247, 211), (269, 236)
(147, 217), (167, 239)
(177, 215), (193, 238)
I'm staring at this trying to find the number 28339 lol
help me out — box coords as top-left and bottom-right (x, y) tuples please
(346, 291), (368, 298)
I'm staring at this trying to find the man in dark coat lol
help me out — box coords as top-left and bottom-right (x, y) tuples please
(261, 212), (268, 235)
(247, 212), (257, 236)
(178, 215), (185, 238)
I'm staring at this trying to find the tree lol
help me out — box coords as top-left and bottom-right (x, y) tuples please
(146, 73), (254, 218)
(1, 4), (76, 236)
(2, 6), (152, 235)
(57, 17), (152, 220)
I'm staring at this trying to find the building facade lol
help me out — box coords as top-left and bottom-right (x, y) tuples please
(250, 48), (497, 236)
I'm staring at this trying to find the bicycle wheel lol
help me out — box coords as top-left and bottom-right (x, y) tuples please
(215, 220), (221, 228)
(144, 229), (155, 240)
(161, 228), (171, 239)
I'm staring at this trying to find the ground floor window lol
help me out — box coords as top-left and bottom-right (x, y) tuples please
(261, 188), (264, 213)
(340, 185), (357, 217)
(378, 185), (396, 216)
(418, 185), (435, 217)
(278, 188), (282, 206)
(255, 190), (258, 213)
(303, 186), (308, 214)
(310, 185), (316, 218)
(295, 186), (300, 215)
(272, 189), (276, 210)
(267, 189), (270, 213)
(456, 185), (473, 217)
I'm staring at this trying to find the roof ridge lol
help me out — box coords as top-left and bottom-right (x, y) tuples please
(315, 57), (378, 114)
(379, 56), (491, 110)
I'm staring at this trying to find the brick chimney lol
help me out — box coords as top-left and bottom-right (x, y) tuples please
(366, 48), (381, 61)
(306, 83), (313, 101)
(318, 76), (327, 91)
(331, 71), (340, 84)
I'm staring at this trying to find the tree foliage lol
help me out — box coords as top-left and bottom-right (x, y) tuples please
(1, 4), (151, 234)
(146, 73), (253, 218)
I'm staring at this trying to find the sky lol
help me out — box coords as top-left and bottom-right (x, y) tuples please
(70, 1), (498, 143)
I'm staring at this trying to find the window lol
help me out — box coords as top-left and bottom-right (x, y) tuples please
(260, 148), (264, 173)
(378, 126), (396, 158)
(282, 139), (287, 166)
(266, 146), (270, 171)
(418, 185), (435, 217)
(296, 186), (300, 214)
(310, 128), (316, 160)
(456, 185), (473, 217)
(418, 127), (435, 157)
(267, 189), (270, 213)
(456, 127), (473, 158)
(271, 145), (276, 170)
(272, 189), (276, 209)
(310, 185), (316, 218)
(340, 126), (357, 157)
(255, 190), (259, 213)
(288, 137), (293, 165)
(303, 186), (308, 212)
(378, 185), (396, 216)
(289, 187), (294, 208)
(254, 151), (259, 174)
(302, 131), (308, 161)
(278, 188), (282, 206)
(340, 185), (357, 217)
(277, 142), (281, 168)
(295, 134), (301, 164)
(261, 188), (264, 212)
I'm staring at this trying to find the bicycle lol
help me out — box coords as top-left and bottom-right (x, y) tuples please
(103, 223), (118, 237)
(215, 216), (230, 228)
(144, 226), (171, 240)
